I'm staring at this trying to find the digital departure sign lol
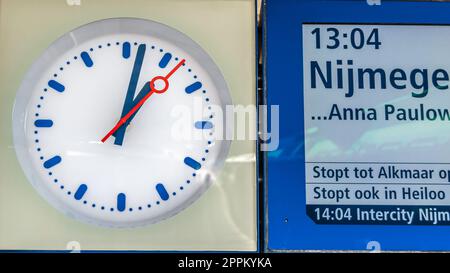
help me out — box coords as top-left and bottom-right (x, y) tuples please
(265, 0), (450, 252)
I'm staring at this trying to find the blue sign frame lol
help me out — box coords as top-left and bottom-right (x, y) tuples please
(264, 0), (450, 251)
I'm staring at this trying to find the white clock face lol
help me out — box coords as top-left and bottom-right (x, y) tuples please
(12, 18), (231, 227)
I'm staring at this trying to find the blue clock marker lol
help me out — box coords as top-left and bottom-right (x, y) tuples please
(48, 80), (65, 92)
(156, 183), (170, 201)
(80, 51), (94, 67)
(185, 81), (202, 94)
(159, 53), (172, 68)
(195, 121), (213, 129)
(74, 184), (88, 200)
(117, 193), (126, 212)
(184, 157), (201, 170)
(43, 155), (62, 169)
(34, 119), (53, 128)
(122, 42), (131, 59)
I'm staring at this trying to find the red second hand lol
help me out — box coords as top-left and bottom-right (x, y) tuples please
(101, 59), (185, 143)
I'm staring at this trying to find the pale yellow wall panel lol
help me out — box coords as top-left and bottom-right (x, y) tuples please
(0, 0), (256, 251)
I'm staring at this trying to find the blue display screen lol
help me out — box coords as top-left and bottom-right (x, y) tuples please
(265, 0), (450, 251)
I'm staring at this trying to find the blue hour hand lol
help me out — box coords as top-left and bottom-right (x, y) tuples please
(113, 83), (151, 145)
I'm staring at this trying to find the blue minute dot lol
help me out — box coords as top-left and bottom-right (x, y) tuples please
(138, 207), (142, 210)
(60, 185), (64, 189)
(156, 201), (160, 205)
(101, 206), (105, 210)
(92, 204), (96, 208)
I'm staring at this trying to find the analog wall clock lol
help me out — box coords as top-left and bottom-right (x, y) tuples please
(12, 18), (231, 227)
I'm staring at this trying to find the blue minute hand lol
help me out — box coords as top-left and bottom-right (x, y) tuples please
(113, 44), (150, 145)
